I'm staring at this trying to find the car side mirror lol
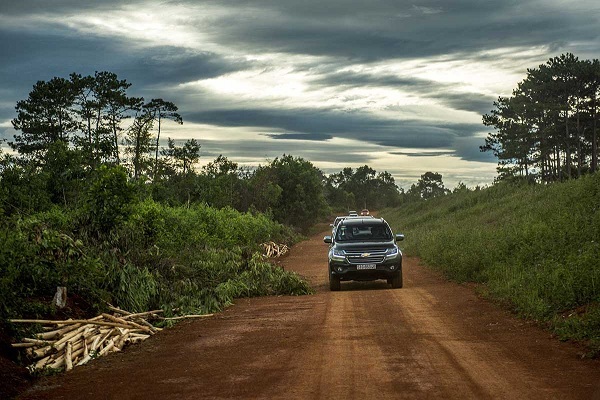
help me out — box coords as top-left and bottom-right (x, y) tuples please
(323, 236), (332, 244)
(395, 234), (405, 242)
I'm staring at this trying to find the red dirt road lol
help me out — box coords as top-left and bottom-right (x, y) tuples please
(19, 229), (600, 399)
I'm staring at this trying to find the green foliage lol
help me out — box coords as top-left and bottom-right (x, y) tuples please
(256, 155), (330, 230)
(381, 175), (600, 353)
(82, 165), (137, 234)
(407, 171), (450, 200)
(216, 253), (313, 299)
(325, 166), (401, 210)
(0, 163), (53, 217)
(0, 196), (307, 328)
(0, 212), (107, 321)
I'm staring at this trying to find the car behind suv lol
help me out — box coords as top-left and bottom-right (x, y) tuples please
(323, 217), (404, 291)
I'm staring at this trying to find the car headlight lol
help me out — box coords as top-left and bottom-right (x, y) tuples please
(385, 246), (400, 258)
(330, 248), (346, 261)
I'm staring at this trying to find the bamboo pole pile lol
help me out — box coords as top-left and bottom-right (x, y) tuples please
(262, 241), (289, 258)
(9, 307), (164, 373)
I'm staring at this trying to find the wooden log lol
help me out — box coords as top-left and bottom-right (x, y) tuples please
(114, 331), (130, 351)
(83, 337), (89, 358)
(101, 313), (151, 333)
(34, 354), (52, 369)
(91, 329), (116, 353)
(160, 314), (214, 320)
(31, 344), (55, 359)
(9, 319), (138, 330)
(89, 334), (102, 353)
(53, 325), (87, 348)
(11, 342), (37, 348)
(107, 305), (131, 316)
(98, 338), (115, 356)
(121, 310), (164, 320)
(22, 338), (55, 345)
(48, 354), (65, 370)
(33, 321), (82, 340)
(65, 342), (73, 371)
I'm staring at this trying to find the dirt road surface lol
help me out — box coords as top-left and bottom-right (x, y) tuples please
(19, 229), (600, 399)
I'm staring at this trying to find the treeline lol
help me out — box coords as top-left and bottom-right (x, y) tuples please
(2, 70), (466, 231)
(482, 53), (600, 182)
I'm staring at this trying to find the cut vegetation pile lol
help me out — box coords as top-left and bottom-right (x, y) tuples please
(9, 306), (212, 373)
(382, 174), (600, 356)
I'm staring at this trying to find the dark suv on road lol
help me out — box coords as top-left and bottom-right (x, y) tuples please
(323, 217), (404, 291)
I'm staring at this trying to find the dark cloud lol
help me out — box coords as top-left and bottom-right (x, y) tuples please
(0, 27), (248, 123)
(265, 132), (333, 141)
(0, 1), (126, 15)
(453, 136), (497, 163)
(206, 0), (600, 61)
(196, 138), (377, 165)
(432, 92), (497, 115)
(391, 151), (455, 157)
(311, 71), (440, 90)
(186, 107), (483, 150)
(312, 70), (497, 114)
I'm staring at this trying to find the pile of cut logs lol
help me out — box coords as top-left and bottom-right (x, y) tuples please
(9, 306), (210, 373)
(262, 241), (289, 258)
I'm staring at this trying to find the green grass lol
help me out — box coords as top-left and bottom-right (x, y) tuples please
(381, 174), (600, 356)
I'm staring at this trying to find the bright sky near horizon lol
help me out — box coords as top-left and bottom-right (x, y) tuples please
(1, 1), (599, 189)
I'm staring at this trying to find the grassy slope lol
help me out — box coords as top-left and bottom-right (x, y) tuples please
(381, 174), (600, 356)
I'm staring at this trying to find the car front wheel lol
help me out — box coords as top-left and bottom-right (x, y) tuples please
(391, 269), (403, 289)
(329, 273), (341, 291)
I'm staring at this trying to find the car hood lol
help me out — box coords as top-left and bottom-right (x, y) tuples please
(334, 241), (396, 251)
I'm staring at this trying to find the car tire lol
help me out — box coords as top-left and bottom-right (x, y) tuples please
(391, 269), (403, 289)
(329, 274), (341, 291)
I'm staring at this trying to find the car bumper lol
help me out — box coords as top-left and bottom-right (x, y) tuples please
(329, 258), (402, 281)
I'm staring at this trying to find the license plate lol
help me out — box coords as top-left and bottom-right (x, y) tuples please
(356, 264), (376, 270)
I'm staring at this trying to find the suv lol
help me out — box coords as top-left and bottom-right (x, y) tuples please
(323, 217), (404, 291)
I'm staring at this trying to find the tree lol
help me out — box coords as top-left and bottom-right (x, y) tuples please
(409, 172), (449, 200)
(123, 113), (155, 180)
(143, 99), (183, 181)
(325, 166), (400, 210)
(198, 155), (242, 209)
(11, 77), (78, 163)
(256, 155), (329, 230)
(12, 72), (144, 169)
(93, 71), (144, 165)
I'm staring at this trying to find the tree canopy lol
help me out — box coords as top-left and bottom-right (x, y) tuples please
(481, 53), (600, 182)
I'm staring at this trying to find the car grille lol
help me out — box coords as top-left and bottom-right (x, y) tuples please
(345, 249), (386, 264)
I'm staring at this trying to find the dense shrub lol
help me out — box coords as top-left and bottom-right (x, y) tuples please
(0, 198), (309, 327)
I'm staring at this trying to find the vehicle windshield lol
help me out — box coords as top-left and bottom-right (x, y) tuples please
(335, 224), (392, 242)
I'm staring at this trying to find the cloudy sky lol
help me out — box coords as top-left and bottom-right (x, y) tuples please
(1, 1), (599, 188)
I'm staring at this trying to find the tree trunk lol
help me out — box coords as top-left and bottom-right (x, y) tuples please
(52, 286), (67, 308)
(154, 115), (161, 181)
(565, 109), (571, 179)
(593, 94), (598, 173)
